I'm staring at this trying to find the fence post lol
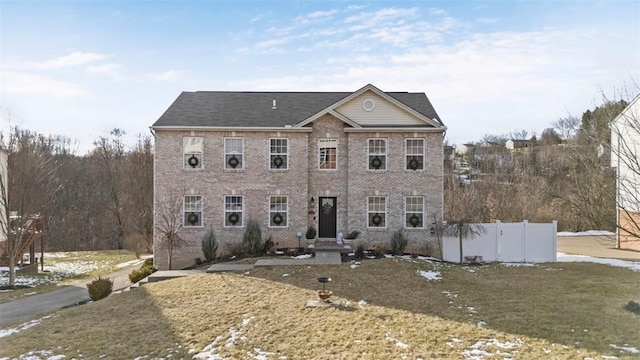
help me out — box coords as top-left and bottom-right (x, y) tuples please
(552, 220), (558, 261)
(495, 220), (502, 261)
(522, 220), (528, 262)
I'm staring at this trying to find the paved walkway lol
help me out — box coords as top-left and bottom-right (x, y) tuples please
(557, 235), (640, 262)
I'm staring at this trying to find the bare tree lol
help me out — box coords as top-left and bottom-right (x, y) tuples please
(0, 128), (64, 286)
(93, 129), (127, 249)
(154, 189), (187, 270)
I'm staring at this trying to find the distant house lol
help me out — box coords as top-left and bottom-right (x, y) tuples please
(151, 84), (447, 269)
(610, 94), (640, 251)
(455, 143), (475, 156)
(505, 139), (533, 151)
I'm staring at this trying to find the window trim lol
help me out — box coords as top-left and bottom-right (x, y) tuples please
(367, 138), (388, 171)
(268, 195), (289, 228)
(224, 195), (244, 228)
(183, 195), (204, 228)
(405, 138), (426, 171)
(367, 196), (387, 229)
(224, 137), (245, 170)
(318, 138), (338, 170)
(404, 196), (425, 229)
(269, 138), (289, 170)
(183, 136), (204, 170)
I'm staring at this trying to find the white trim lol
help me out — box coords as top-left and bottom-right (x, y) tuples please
(269, 138), (289, 170)
(345, 127), (445, 133)
(224, 137), (245, 170)
(268, 195), (289, 228)
(367, 138), (388, 171)
(404, 196), (425, 230)
(318, 138), (338, 171)
(224, 195), (244, 228)
(183, 195), (204, 228)
(405, 138), (426, 171)
(367, 195), (387, 229)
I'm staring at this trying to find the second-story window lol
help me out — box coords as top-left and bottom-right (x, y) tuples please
(318, 139), (337, 170)
(368, 138), (387, 170)
(225, 138), (244, 170)
(183, 137), (203, 169)
(270, 138), (288, 170)
(406, 138), (425, 171)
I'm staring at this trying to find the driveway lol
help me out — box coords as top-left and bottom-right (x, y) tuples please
(557, 235), (640, 262)
(0, 263), (139, 327)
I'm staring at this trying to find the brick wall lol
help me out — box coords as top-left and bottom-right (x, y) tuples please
(153, 120), (444, 269)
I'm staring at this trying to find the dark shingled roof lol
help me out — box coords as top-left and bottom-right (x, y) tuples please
(152, 90), (443, 128)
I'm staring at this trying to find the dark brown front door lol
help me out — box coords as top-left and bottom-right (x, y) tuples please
(318, 197), (337, 238)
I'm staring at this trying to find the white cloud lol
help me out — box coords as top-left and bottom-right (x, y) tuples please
(86, 63), (121, 74)
(145, 70), (183, 82)
(1, 71), (87, 99)
(33, 51), (107, 70)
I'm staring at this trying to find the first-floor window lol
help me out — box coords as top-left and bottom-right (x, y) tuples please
(367, 196), (387, 228)
(184, 195), (203, 227)
(405, 196), (424, 229)
(269, 195), (288, 227)
(224, 196), (243, 227)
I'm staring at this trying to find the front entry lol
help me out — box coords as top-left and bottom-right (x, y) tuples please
(318, 197), (337, 238)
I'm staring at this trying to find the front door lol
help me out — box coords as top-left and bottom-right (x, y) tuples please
(318, 197), (337, 238)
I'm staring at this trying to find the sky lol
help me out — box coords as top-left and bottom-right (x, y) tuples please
(1, 0), (639, 154)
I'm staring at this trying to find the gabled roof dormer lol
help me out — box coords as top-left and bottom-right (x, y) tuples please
(294, 84), (445, 130)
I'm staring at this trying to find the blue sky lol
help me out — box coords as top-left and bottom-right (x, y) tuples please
(1, 0), (638, 153)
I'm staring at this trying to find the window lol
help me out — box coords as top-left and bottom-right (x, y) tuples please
(368, 139), (387, 170)
(318, 139), (337, 170)
(406, 138), (425, 170)
(224, 196), (243, 227)
(367, 196), (387, 228)
(183, 195), (203, 227)
(405, 196), (424, 229)
(183, 137), (203, 169)
(269, 196), (288, 227)
(225, 138), (244, 169)
(269, 138), (288, 170)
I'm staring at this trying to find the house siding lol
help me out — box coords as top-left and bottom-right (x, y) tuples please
(336, 90), (427, 126)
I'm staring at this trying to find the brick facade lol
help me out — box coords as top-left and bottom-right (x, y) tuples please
(152, 86), (445, 270)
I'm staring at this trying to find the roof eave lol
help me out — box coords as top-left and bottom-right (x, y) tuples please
(150, 125), (313, 132)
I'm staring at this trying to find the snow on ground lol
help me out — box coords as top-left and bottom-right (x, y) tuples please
(291, 254), (312, 259)
(557, 230), (616, 236)
(0, 315), (54, 338)
(417, 270), (442, 281)
(557, 252), (640, 272)
(610, 344), (640, 354)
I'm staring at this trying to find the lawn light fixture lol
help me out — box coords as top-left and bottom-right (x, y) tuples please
(317, 277), (332, 301)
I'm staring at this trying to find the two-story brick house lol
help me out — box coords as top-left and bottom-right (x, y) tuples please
(151, 84), (446, 269)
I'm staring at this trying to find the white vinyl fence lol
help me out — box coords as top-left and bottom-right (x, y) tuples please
(442, 220), (557, 263)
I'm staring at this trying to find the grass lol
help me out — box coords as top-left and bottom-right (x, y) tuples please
(0, 250), (139, 303)
(0, 257), (639, 359)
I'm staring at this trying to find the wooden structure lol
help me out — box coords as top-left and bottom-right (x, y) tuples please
(0, 213), (44, 267)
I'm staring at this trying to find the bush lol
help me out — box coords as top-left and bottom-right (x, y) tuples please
(201, 227), (218, 262)
(305, 225), (317, 240)
(625, 300), (640, 315)
(243, 219), (264, 256)
(87, 276), (113, 301)
(390, 230), (408, 255)
(354, 242), (366, 259)
(345, 230), (361, 240)
(128, 260), (157, 284)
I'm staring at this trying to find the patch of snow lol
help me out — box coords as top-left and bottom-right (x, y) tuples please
(385, 332), (410, 349)
(252, 347), (275, 360)
(358, 300), (367, 307)
(477, 321), (487, 328)
(557, 230), (615, 236)
(275, 250), (284, 255)
(610, 344), (639, 353)
(502, 263), (534, 267)
(417, 270), (441, 281)
(350, 263), (360, 269)
(417, 256), (440, 262)
(384, 254), (394, 258)
(442, 291), (458, 298)
(116, 259), (144, 268)
(0, 350), (66, 360)
(291, 254), (312, 259)
(281, 273), (290, 277)
(0, 315), (53, 338)
(467, 307), (476, 313)
(601, 356), (619, 359)
(557, 253), (640, 272)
